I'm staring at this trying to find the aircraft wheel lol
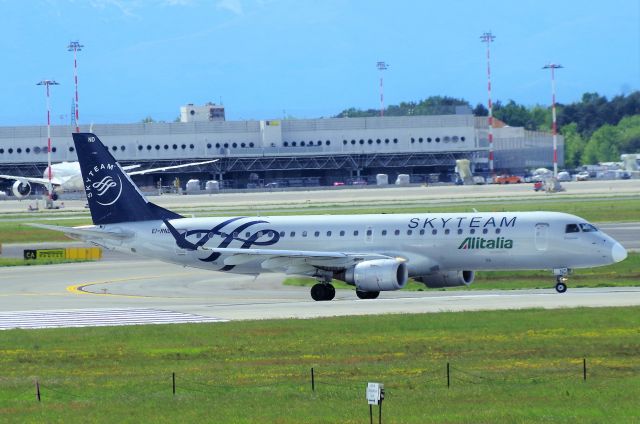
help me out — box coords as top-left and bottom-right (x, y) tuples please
(356, 290), (380, 300)
(311, 283), (335, 301)
(555, 281), (567, 293)
(325, 284), (336, 301)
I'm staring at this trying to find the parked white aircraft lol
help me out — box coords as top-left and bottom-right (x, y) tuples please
(0, 159), (217, 200)
(33, 133), (628, 300)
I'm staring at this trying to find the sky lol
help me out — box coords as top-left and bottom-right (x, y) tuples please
(1, 0), (638, 125)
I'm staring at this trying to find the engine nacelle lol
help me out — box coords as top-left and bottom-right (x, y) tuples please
(12, 180), (31, 198)
(414, 270), (475, 288)
(342, 259), (408, 292)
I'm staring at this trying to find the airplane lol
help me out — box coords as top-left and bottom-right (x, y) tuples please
(32, 133), (628, 301)
(0, 159), (218, 200)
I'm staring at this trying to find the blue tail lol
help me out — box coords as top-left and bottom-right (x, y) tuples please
(73, 132), (183, 225)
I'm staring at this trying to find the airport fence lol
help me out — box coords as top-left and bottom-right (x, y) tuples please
(1, 358), (638, 405)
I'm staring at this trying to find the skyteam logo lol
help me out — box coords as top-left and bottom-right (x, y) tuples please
(458, 237), (513, 250)
(84, 162), (123, 206)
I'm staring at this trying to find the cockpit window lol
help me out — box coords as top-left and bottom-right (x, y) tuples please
(579, 223), (598, 232)
(565, 224), (580, 233)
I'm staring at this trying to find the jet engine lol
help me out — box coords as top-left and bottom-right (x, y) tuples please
(340, 259), (408, 292)
(12, 180), (31, 198)
(414, 270), (475, 288)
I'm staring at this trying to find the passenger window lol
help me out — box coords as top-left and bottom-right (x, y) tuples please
(579, 223), (598, 232)
(419, 229), (425, 235)
(340, 230), (345, 237)
(233, 232), (238, 238)
(433, 229), (438, 235)
(445, 229), (450, 235)
(302, 231), (308, 237)
(290, 231), (295, 237)
(327, 231), (332, 237)
(279, 231), (285, 237)
(314, 231), (320, 237)
(565, 224), (580, 233)
(496, 228), (501, 234)
(245, 232), (251, 238)
(457, 229), (463, 235)
(394, 230), (400, 236)
(470, 229), (475, 235)
(482, 228), (487, 234)
(407, 229), (412, 235)
(353, 230), (359, 236)
(366, 229), (372, 236)
(381, 230), (387, 236)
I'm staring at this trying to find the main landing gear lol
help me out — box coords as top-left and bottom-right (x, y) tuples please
(311, 283), (335, 301)
(553, 268), (570, 293)
(356, 290), (380, 300)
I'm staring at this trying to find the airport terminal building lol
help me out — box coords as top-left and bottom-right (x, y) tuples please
(0, 110), (563, 189)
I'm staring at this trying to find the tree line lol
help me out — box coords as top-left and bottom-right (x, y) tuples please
(335, 92), (640, 168)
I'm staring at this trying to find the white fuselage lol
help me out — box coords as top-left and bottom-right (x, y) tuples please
(44, 162), (84, 192)
(91, 211), (623, 276)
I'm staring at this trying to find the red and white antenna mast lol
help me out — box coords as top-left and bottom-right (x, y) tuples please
(37, 79), (60, 200)
(543, 63), (563, 177)
(68, 41), (83, 133)
(480, 31), (496, 174)
(377, 61), (388, 117)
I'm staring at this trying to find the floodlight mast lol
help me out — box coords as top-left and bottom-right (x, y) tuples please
(36, 80), (60, 200)
(543, 63), (563, 177)
(377, 61), (388, 117)
(67, 41), (83, 133)
(480, 31), (496, 174)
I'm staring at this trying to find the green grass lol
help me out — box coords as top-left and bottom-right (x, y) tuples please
(284, 252), (640, 291)
(0, 307), (638, 422)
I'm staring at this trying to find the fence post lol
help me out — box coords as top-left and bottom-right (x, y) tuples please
(311, 367), (315, 392)
(583, 358), (587, 381)
(447, 363), (450, 388)
(173, 372), (176, 395)
(35, 380), (41, 402)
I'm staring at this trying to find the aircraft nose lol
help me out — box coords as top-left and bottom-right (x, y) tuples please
(611, 242), (628, 263)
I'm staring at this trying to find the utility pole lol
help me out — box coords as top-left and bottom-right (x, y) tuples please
(543, 63), (563, 177)
(480, 32), (496, 174)
(376, 61), (388, 117)
(68, 41), (83, 132)
(37, 80), (60, 200)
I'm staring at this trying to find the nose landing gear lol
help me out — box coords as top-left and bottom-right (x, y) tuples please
(553, 268), (570, 293)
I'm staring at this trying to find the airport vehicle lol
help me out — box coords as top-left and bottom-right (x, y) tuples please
(33, 133), (628, 300)
(576, 171), (590, 181)
(0, 159), (217, 200)
(493, 175), (523, 184)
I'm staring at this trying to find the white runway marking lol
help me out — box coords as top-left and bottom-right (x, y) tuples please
(0, 308), (228, 330)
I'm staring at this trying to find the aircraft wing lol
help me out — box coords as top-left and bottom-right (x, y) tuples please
(27, 223), (134, 241)
(127, 159), (218, 176)
(203, 246), (396, 274)
(0, 175), (62, 187)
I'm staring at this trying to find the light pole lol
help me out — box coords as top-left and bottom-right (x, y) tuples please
(37, 79), (59, 200)
(376, 61), (388, 117)
(68, 41), (83, 132)
(543, 63), (563, 177)
(480, 31), (496, 174)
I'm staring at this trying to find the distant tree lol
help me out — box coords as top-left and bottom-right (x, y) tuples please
(141, 116), (155, 123)
(582, 124), (621, 164)
(473, 103), (488, 116)
(562, 123), (586, 168)
(615, 115), (640, 153)
(493, 100), (530, 127)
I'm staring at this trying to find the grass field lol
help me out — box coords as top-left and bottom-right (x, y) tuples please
(0, 307), (638, 423)
(285, 253), (640, 292)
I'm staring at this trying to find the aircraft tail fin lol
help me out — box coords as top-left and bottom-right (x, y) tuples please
(72, 133), (183, 225)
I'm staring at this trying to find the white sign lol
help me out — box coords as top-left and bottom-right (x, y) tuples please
(366, 382), (381, 405)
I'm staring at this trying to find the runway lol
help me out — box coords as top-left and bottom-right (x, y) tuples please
(1, 259), (639, 330)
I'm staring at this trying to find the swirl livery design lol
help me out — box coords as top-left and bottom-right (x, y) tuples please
(163, 217), (280, 271)
(84, 162), (123, 206)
